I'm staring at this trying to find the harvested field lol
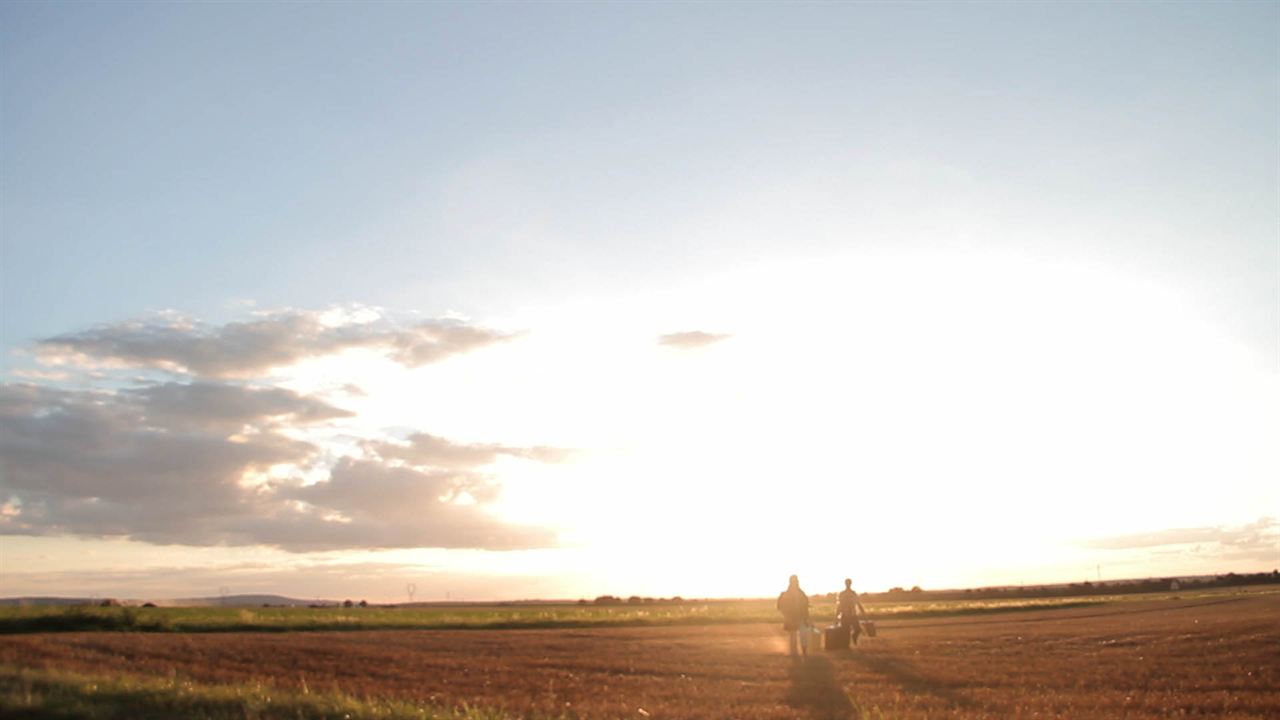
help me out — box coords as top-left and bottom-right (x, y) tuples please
(2, 591), (1277, 719)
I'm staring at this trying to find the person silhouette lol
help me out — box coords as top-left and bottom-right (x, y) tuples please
(776, 574), (811, 657)
(836, 578), (867, 645)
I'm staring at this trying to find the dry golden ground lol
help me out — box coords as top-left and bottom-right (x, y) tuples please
(3, 591), (1277, 719)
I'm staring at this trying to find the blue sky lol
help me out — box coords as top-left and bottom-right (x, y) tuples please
(2, 2), (1276, 600)
(6, 3), (1275, 351)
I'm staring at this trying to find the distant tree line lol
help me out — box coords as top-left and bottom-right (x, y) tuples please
(586, 595), (686, 606)
(853, 570), (1280, 602)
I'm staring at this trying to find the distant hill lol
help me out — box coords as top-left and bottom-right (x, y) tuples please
(0, 597), (96, 607)
(4, 569), (1274, 608)
(168, 594), (324, 607)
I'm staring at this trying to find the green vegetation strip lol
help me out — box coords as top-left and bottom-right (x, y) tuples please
(0, 665), (536, 720)
(0, 596), (1119, 634)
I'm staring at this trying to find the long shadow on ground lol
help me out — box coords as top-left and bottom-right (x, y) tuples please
(785, 655), (859, 720)
(833, 648), (975, 710)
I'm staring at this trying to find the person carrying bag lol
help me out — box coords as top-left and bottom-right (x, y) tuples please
(777, 574), (811, 657)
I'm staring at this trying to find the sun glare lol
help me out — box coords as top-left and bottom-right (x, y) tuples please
(247, 250), (1276, 597)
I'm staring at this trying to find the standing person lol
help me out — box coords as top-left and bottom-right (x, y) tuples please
(777, 574), (811, 657)
(836, 578), (867, 645)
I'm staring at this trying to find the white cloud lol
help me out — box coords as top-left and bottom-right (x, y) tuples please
(367, 432), (572, 471)
(0, 307), (557, 553)
(1083, 517), (1279, 565)
(657, 330), (731, 349)
(36, 308), (511, 378)
(0, 381), (554, 551)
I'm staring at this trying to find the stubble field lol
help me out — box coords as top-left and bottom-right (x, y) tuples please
(2, 590), (1277, 719)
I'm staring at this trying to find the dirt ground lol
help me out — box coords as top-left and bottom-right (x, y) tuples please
(4, 592), (1278, 719)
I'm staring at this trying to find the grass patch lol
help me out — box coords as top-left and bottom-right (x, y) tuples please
(0, 597), (1107, 634)
(0, 606), (174, 634)
(0, 665), (536, 720)
(3, 587), (1262, 634)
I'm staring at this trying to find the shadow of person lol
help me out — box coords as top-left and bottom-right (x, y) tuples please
(835, 649), (974, 710)
(785, 655), (859, 720)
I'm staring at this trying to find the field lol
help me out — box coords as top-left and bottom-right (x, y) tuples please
(2, 588), (1277, 719)
(0, 594), (1121, 634)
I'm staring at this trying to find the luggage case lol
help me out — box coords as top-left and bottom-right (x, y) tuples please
(823, 624), (850, 650)
(861, 620), (877, 638)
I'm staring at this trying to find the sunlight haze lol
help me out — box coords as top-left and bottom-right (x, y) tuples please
(2, 2), (1276, 603)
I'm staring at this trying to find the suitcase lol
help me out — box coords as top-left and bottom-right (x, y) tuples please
(861, 620), (877, 638)
(823, 624), (850, 650)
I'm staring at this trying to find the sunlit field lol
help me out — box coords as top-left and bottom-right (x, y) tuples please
(0, 601), (1062, 635)
(2, 590), (1222, 634)
(3, 3), (1276, 719)
(3, 587), (1276, 719)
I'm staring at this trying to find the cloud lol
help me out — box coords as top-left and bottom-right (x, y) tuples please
(0, 383), (322, 541)
(8, 368), (72, 382)
(267, 459), (553, 551)
(1083, 518), (1279, 565)
(1083, 517), (1277, 550)
(367, 433), (573, 470)
(127, 381), (354, 433)
(0, 559), (573, 603)
(657, 330), (731, 349)
(35, 309), (511, 378)
(0, 382), (552, 552)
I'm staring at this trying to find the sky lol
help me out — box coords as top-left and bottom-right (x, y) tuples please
(1, 2), (1277, 602)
